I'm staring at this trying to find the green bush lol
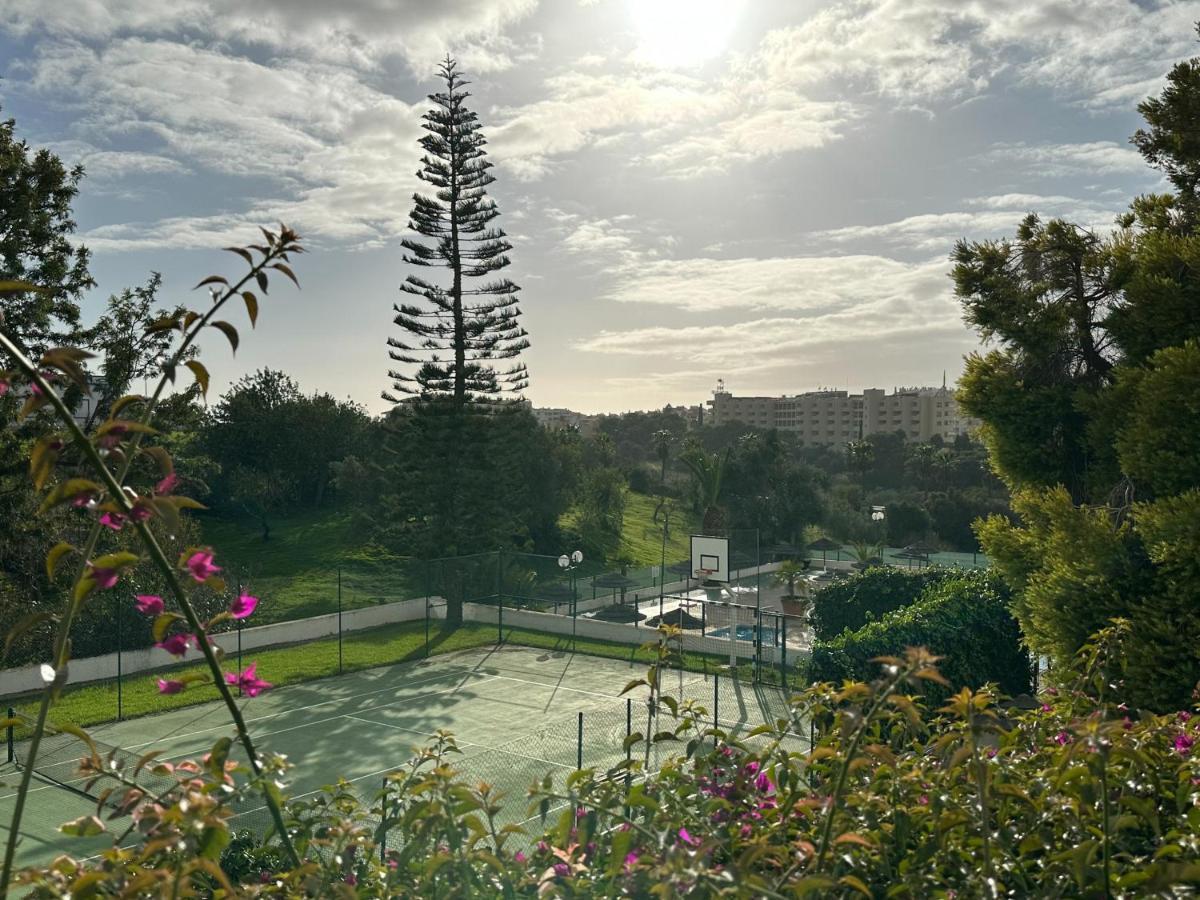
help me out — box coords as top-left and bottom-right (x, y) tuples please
(811, 566), (956, 640)
(810, 569), (1031, 696)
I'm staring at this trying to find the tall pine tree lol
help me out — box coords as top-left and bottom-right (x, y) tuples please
(385, 57), (528, 406)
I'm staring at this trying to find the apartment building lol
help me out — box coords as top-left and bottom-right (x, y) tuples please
(707, 384), (978, 446)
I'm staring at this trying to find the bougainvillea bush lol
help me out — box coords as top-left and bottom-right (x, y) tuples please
(3, 232), (1199, 898)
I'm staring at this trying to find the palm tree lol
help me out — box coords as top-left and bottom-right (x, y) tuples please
(846, 540), (883, 570)
(651, 429), (673, 486)
(679, 445), (731, 534)
(772, 559), (811, 618)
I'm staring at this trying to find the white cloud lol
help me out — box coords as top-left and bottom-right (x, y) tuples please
(982, 141), (1149, 177)
(743, 0), (1197, 108)
(816, 194), (1128, 252)
(0, 0), (540, 72)
(597, 254), (951, 313)
(48, 141), (188, 179)
(21, 37), (427, 250)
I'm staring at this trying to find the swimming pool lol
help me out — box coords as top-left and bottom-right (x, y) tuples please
(707, 624), (780, 644)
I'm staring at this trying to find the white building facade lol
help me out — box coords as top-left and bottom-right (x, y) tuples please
(708, 385), (979, 445)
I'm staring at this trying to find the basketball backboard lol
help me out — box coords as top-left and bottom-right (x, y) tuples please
(690, 534), (729, 582)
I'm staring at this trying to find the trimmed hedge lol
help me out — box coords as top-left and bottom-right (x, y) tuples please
(809, 570), (1031, 697)
(811, 567), (957, 640)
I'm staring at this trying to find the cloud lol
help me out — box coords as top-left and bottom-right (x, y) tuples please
(0, 0), (540, 72)
(48, 141), (188, 179)
(20, 37), (427, 250)
(597, 254), (950, 313)
(815, 194), (1128, 253)
(489, 64), (855, 180)
(743, 0), (1197, 108)
(981, 141), (1149, 177)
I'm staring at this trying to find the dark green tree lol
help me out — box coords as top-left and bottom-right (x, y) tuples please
(961, 30), (1200, 709)
(0, 105), (94, 357)
(385, 57), (528, 406)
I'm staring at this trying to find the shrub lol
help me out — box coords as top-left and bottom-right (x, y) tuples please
(809, 569), (1031, 696)
(811, 566), (956, 640)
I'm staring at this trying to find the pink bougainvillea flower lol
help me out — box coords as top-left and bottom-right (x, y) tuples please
(552, 863), (569, 878)
(229, 593), (259, 620)
(754, 770), (774, 793)
(186, 550), (221, 582)
(157, 679), (185, 695)
(1180, 711), (1192, 723)
(156, 472), (179, 495)
(1175, 734), (1195, 755)
(1040, 703), (1052, 713)
(135, 594), (164, 616)
(514, 851), (526, 864)
(156, 633), (195, 657)
(623, 851), (638, 869)
(1054, 731), (1072, 746)
(0, 378), (8, 396)
(129, 504), (153, 523)
(99, 511), (126, 531)
(225, 663), (271, 697)
(89, 566), (120, 590)
(678, 827), (700, 847)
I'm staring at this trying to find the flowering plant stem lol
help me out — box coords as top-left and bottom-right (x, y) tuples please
(0, 252), (302, 891)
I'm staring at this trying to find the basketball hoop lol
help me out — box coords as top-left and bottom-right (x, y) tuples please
(696, 567), (715, 580)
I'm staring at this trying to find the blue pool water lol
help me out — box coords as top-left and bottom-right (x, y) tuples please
(707, 624), (779, 644)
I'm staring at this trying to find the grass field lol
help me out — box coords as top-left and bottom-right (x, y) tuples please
(198, 492), (699, 625)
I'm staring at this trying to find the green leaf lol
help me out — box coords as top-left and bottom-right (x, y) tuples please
(210, 320), (239, 353)
(29, 435), (62, 490)
(152, 613), (182, 642)
(46, 541), (76, 581)
(60, 815), (106, 837)
(224, 246), (254, 266)
(39, 478), (101, 513)
(271, 262), (299, 287)
(40, 348), (94, 392)
(242, 291), (259, 327)
(145, 315), (182, 334)
(184, 360), (210, 397)
(142, 445), (174, 476)
(110, 394), (145, 417)
(193, 274), (229, 290)
(92, 551), (139, 570)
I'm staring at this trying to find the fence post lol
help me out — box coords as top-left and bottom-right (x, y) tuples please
(379, 777), (388, 862)
(781, 615), (788, 686)
(115, 590), (123, 721)
(6, 707), (14, 763)
(577, 711), (583, 770)
(713, 674), (719, 740)
(624, 698), (632, 815)
(701, 602), (706, 635)
(337, 567), (344, 675)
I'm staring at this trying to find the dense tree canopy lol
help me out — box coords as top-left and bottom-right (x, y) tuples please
(962, 32), (1200, 709)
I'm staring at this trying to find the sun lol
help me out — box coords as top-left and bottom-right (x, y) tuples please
(627, 0), (744, 68)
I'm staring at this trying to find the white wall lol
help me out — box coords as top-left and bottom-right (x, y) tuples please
(0, 597), (428, 697)
(0, 561), (795, 698)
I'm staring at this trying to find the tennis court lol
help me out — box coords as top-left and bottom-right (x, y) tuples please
(2, 643), (803, 871)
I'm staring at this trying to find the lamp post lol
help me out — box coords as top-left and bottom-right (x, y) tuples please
(870, 505), (886, 548)
(558, 550), (584, 648)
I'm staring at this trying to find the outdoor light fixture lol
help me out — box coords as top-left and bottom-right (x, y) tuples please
(559, 550), (584, 643)
(871, 505), (886, 522)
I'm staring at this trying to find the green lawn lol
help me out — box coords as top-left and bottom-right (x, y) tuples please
(11, 620), (797, 736)
(559, 491), (699, 568)
(199, 510), (420, 624)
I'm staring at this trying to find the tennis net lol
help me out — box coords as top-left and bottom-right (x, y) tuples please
(7, 711), (180, 807)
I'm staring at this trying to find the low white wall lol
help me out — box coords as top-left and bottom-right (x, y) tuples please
(461, 602), (782, 664)
(0, 561), (795, 698)
(0, 597), (428, 697)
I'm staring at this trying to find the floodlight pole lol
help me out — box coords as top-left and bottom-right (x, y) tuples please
(558, 550), (583, 648)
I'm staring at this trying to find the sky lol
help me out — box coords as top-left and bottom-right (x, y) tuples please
(0, 0), (1196, 414)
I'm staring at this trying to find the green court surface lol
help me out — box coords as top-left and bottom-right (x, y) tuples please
(2, 644), (802, 872)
